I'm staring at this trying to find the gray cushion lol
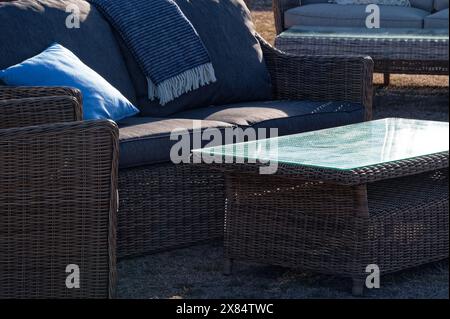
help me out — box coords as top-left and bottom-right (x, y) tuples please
(285, 4), (429, 28)
(301, 0), (329, 3)
(118, 117), (233, 168)
(300, 0), (434, 11)
(172, 100), (365, 136)
(424, 9), (449, 28)
(410, 0), (434, 12)
(297, 0), (433, 7)
(434, 0), (449, 11)
(119, 0), (272, 117)
(0, 0), (136, 103)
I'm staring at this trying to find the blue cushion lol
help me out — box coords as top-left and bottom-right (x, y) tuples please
(118, 117), (234, 168)
(0, 43), (139, 121)
(0, 0), (136, 104)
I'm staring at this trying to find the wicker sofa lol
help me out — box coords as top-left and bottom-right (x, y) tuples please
(0, 0), (374, 260)
(273, 0), (449, 84)
(273, 0), (449, 34)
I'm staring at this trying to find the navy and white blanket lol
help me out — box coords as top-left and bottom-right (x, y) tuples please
(90, 0), (216, 105)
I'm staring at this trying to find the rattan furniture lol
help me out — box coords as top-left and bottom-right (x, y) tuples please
(194, 118), (449, 296)
(1, 0), (375, 260)
(114, 35), (374, 258)
(0, 36), (374, 261)
(0, 87), (118, 298)
(275, 26), (449, 85)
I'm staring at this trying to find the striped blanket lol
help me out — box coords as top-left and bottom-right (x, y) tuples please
(90, 0), (216, 105)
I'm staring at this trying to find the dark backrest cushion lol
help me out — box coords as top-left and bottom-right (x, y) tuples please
(307, 0), (434, 11)
(434, 0), (449, 11)
(410, 0), (434, 11)
(301, 0), (329, 4)
(0, 0), (136, 103)
(119, 0), (272, 117)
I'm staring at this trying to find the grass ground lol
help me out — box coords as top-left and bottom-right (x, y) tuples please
(117, 2), (449, 299)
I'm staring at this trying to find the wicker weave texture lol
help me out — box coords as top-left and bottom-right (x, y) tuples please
(0, 96), (82, 129)
(117, 163), (226, 258)
(224, 169), (449, 285)
(0, 34), (375, 259)
(275, 35), (449, 75)
(0, 86), (83, 127)
(276, 36), (449, 61)
(0, 86), (82, 111)
(272, 0), (449, 76)
(259, 35), (374, 120)
(115, 37), (374, 258)
(0, 121), (119, 298)
(205, 151), (449, 186)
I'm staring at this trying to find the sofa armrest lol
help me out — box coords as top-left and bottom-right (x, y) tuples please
(0, 96), (82, 129)
(258, 35), (374, 121)
(0, 120), (119, 298)
(273, 0), (301, 34)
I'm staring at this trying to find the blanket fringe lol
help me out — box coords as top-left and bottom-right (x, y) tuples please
(147, 63), (216, 105)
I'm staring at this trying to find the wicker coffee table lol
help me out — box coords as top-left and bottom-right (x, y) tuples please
(275, 27), (449, 85)
(193, 118), (449, 296)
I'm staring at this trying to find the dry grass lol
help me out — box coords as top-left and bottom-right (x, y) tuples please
(250, 9), (449, 87)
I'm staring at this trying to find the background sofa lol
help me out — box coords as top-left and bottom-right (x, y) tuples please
(274, 0), (449, 34)
(0, 0), (373, 259)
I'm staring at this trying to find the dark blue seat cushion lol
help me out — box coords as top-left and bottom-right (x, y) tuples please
(118, 117), (233, 168)
(0, 0), (136, 103)
(117, 0), (272, 117)
(118, 100), (364, 168)
(172, 100), (365, 136)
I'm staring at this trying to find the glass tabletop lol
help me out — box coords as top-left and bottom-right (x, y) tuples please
(280, 26), (450, 40)
(192, 118), (449, 171)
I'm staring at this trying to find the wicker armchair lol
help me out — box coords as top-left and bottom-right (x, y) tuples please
(0, 87), (118, 298)
(273, 0), (300, 35)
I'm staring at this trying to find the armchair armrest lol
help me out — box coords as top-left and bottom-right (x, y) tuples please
(0, 95), (82, 129)
(0, 120), (119, 298)
(273, 0), (301, 34)
(0, 86), (82, 106)
(258, 35), (374, 120)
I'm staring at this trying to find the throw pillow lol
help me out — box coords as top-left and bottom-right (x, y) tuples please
(118, 0), (273, 117)
(0, 43), (140, 121)
(0, 0), (137, 104)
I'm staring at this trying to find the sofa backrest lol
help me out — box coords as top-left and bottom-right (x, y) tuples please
(119, 0), (272, 117)
(301, 0), (435, 12)
(301, 0), (328, 4)
(0, 0), (136, 104)
(409, 0), (434, 11)
(434, 0), (449, 11)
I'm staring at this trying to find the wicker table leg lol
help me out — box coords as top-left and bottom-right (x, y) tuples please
(224, 259), (234, 276)
(352, 185), (370, 297)
(352, 278), (365, 297)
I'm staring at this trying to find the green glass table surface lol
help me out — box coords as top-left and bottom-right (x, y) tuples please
(280, 26), (450, 40)
(192, 118), (449, 171)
